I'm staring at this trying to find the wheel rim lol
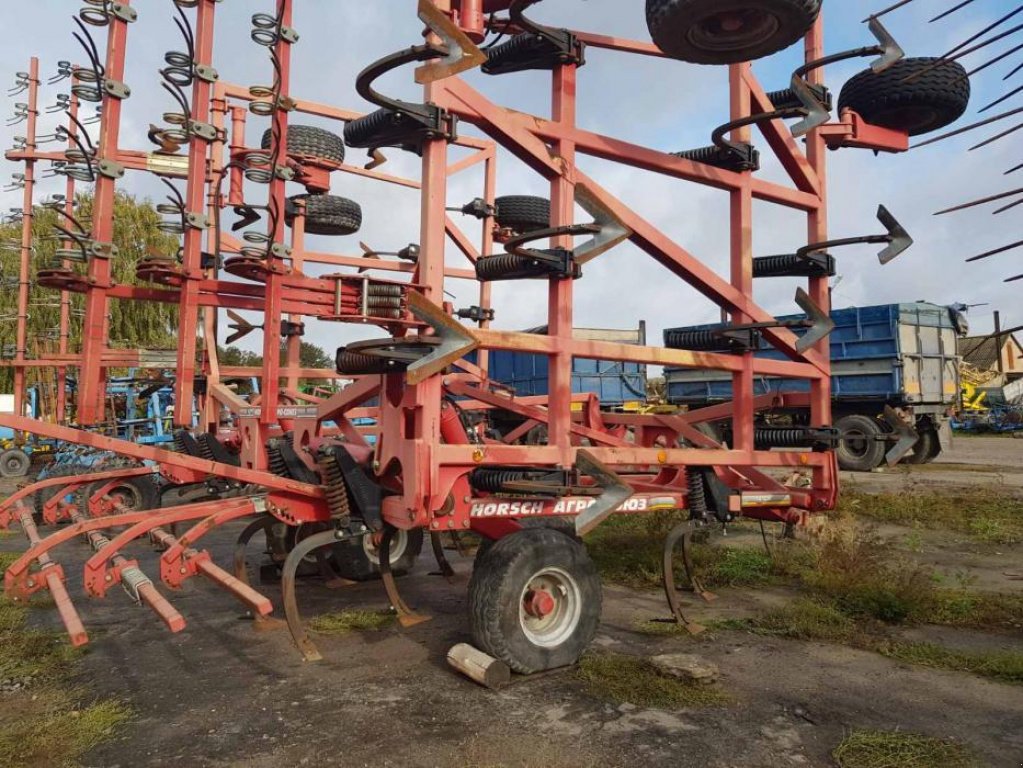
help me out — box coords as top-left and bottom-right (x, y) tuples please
(4, 454), (26, 474)
(110, 484), (143, 511)
(518, 566), (582, 649)
(687, 10), (781, 54)
(363, 530), (408, 567)
(842, 430), (871, 459)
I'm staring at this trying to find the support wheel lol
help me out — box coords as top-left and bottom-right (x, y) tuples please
(646, 0), (822, 65)
(835, 414), (886, 472)
(494, 196), (551, 234)
(0, 448), (31, 478)
(838, 57), (970, 137)
(261, 125), (345, 165)
(469, 527), (601, 675)
(333, 528), (424, 581)
(286, 195), (362, 236)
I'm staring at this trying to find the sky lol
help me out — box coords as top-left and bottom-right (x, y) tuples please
(0, 0), (1020, 364)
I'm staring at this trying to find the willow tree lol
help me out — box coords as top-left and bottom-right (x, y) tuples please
(0, 192), (180, 390)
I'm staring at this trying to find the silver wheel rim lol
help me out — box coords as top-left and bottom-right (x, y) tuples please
(363, 529), (408, 567)
(518, 566), (582, 649)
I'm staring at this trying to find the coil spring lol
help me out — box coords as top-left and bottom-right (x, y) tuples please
(470, 468), (535, 494)
(673, 145), (718, 163)
(173, 431), (189, 454)
(476, 253), (536, 282)
(336, 349), (396, 375)
(754, 253), (834, 278)
(266, 440), (290, 478)
(196, 434), (216, 462)
(687, 469), (708, 521)
(754, 428), (814, 449)
(317, 450), (352, 522)
(366, 284), (403, 298)
(365, 296), (403, 309)
(665, 328), (732, 352)
(764, 88), (799, 110)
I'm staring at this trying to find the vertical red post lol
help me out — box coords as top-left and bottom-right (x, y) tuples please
(285, 202), (306, 394)
(729, 63), (755, 455)
(77, 3), (133, 425)
(174, 0), (219, 427)
(258, 0), (294, 430)
(57, 88), (82, 425)
(548, 64), (577, 468)
(805, 18), (831, 485)
(476, 152), (496, 374)
(13, 58), (39, 424)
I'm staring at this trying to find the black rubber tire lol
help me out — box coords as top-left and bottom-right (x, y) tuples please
(646, 0), (821, 65)
(261, 125), (345, 164)
(835, 414), (886, 472)
(469, 527), (601, 674)
(902, 428), (940, 466)
(332, 528), (424, 581)
(0, 448), (30, 478)
(285, 194), (362, 236)
(474, 517), (581, 570)
(838, 57), (971, 137)
(34, 463), (86, 517)
(84, 476), (161, 512)
(494, 196), (551, 234)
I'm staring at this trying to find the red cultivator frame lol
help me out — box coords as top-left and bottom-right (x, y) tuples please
(0, 0), (955, 674)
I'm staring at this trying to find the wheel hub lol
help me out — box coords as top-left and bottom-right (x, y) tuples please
(523, 588), (557, 619)
(517, 567), (582, 648)
(690, 10), (781, 53)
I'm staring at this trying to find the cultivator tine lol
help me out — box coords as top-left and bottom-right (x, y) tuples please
(661, 521), (708, 633)
(68, 507), (186, 633)
(572, 184), (632, 265)
(380, 526), (430, 627)
(793, 289), (835, 353)
(232, 517), (284, 629)
(405, 291), (480, 386)
(875, 205), (913, 264)
(282, 528), (353, 662)
(573, 450), (634, 537)
(430, 532), (458, 582)
(883, 405), (919, 466)
(13, 503), (88, 646)
(414, 0), (487, 84)
(866, 16), (905, 73)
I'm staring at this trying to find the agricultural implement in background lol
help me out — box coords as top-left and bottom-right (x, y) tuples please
(0, 0), (976, 675)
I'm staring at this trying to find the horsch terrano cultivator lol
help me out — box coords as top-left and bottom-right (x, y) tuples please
(0, 0), (971, 675)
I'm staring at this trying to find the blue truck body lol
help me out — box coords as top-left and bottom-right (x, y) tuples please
(481, 324), (648, 406)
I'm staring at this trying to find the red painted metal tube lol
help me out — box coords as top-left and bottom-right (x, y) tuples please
(16, 505), (88, 646)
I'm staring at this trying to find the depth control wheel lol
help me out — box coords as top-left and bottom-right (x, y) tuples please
(469, 527), (601, 674)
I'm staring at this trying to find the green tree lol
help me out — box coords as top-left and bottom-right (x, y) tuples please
(0, 192), (180, 389)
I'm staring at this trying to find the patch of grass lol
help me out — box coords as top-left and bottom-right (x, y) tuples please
(878, 641), (1023, 684)
(833, 729), (978, 768)
(633, 619), (701, 637)
(0, 551), (20, 572)
(308, 609), (394, 636)
(840, 489), (1023, 545)
(722, 598), (857, 643)
(0, 690), (131, 768)
(0, 596), (79, 681)
(921, 590), (1023, 631)
(576, 653), (728, 710)
(584, 513), (684, 590)
(704, 548), (774, 587)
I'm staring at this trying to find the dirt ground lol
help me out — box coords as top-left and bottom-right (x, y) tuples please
(1, 436), (1021, 768)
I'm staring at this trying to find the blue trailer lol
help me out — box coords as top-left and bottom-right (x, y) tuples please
(663, 302), (966, 471)
(484, 324), (648, 408)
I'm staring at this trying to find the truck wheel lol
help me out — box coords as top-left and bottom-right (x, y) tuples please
(835, 414), (886, 472)
(332, 528), (424, 581)
(646, 0), (822, 65)
(469, 527), (601, 674)
(0, 448), (31, 478)
(902, 428), (940, 465)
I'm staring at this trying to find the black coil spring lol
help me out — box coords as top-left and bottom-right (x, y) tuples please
(196, 434), (216, 462)
(173, 431), (188, 454)
(337, 349), (399, 375)
(470, 468), (535, 494)
(476, 253), (537, 282)
(754, 428), (815, 449)
(317, 451), (352, 522)
(754, 253), (833, 278)
(665, 328), (732, 352)
(673, 145), (718, 163)
(266, 439), (290, 478)
(687, 469), (708, 521)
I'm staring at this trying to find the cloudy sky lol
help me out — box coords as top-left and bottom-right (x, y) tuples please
(1, 0), (1019, 363)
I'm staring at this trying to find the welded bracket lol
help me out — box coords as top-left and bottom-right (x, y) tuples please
(415, 0), (487, 84)
(573, 450), (634, 537)
(405, 292), (480, 386)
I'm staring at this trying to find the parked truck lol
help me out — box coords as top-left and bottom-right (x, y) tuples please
(664, 303), (967, 471)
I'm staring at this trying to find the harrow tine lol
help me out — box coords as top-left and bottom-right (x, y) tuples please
(68, 508), (185, 634)
(379, 526), (430, 628)
(15, 504), (88, 646)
